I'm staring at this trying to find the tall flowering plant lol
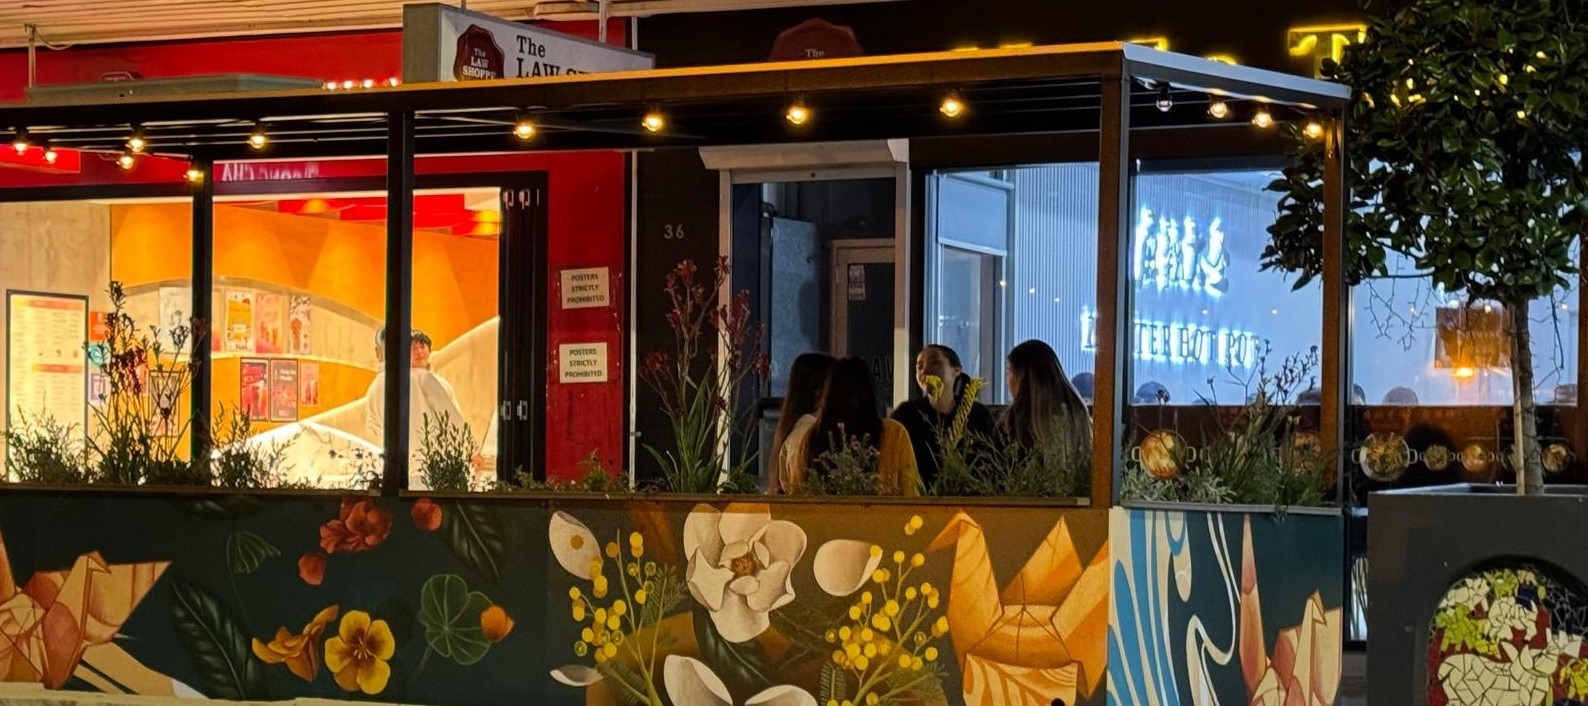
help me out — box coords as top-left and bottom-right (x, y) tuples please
(640, 259), (768, 493)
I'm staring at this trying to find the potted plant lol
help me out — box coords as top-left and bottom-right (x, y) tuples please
(1264, 1), (1588, 703)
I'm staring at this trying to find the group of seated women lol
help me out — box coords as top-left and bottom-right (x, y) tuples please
(767, 339), (1092, 496)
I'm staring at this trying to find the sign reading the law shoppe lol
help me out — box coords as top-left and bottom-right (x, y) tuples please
(402, 3), (654, 83)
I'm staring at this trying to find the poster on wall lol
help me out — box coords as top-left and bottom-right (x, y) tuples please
(157, 286), (191, 351)
(5, 292), (88, 439)
(287, 296), (312, 355)
(268, 360), (299, 422)
(401, 3), (654, 83)
(225, 290), (255, 353)
(148, 370), (182, 438)
(240, 359), (269, 420)
(299, 362), (320, 408)
(87, 372), (107, 405)
(254, 292), (284, 354)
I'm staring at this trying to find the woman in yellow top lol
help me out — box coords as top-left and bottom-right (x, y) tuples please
(781, 357), (920, 496)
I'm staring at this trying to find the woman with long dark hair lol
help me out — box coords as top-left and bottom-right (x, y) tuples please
(783, 357), (919, 495)
(891, 344), (996, 488)
(1003, 339), (1092, 455)
(768, 352), (835, 494)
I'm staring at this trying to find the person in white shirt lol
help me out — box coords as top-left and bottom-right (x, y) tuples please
(364, 328), (467, 490)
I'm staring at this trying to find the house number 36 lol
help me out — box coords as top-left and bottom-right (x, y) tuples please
(662, 224), (685, 240)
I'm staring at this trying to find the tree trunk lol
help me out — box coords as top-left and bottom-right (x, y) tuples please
(1509, 301), (1544, 495)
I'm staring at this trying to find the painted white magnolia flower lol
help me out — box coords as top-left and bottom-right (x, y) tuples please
(548, 511), (601, 578)
(664, 655), (816, 706)
(812, 539), (883, 597)
(683, 504), (807, 643)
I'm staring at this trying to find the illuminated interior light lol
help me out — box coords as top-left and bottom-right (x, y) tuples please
(641, 110), (666, 133)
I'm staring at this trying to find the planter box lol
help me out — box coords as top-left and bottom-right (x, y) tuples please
(1368, 484), (1588, 706)
(1108, 503), (1346, 706)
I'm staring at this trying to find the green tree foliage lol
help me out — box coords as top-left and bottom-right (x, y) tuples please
(1264, 0), (1588, 494)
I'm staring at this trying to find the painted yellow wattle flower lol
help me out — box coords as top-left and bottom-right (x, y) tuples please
(252, 605), (339, 681)
(324, 610), (396, 695)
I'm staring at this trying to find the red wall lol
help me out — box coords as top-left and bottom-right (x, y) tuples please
(0, 23), (631, 481)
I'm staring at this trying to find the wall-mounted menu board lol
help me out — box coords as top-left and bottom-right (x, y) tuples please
(6, 291), (88, 439)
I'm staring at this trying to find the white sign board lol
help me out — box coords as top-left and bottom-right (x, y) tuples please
(558, 342), (609, 384)
(560, 267), (611, 310)
(6, 292), (88, 439)
(403, 3), (654, 83)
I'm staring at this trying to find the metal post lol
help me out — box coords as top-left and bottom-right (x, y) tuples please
(382, 111), (416, 496)
(1575, 235), (1587, 471)
(190, 159), (214, 465)
(1093, 69), (1132, 507)
(1322, 112), (1349, 501)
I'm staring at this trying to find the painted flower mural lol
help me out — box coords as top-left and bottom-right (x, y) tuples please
(1428, 565), (1588, 706)
(320, 498), (393, 553)
(683, 503), (807, 644)
(325, 609), (397, 695)
(664, 655), (816, 706)
(1237, 517), (1342, 706)
(252, 605), (339, 681)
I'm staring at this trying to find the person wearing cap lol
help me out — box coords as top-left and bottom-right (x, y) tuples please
(363, 328), (469, 490)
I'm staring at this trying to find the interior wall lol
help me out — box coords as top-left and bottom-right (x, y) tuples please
(0, 201), (112, 438)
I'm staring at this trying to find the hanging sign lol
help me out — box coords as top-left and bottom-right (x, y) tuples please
(402, 3), (654, 83)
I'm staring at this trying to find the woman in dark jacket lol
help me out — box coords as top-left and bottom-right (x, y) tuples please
(890, 344), (996, 488)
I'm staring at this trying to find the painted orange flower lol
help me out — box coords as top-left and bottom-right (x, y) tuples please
(324, 610), (396, 695)
(480, 605), (514, 642)
(320, 499), (393, 554)
(252, 606), (339, 681)
(298, 552), (327, 586)
(411, 499), (442, 532)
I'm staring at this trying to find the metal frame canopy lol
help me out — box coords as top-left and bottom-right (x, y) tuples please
(0, 42), (1352, 502)
(0, 43), (1348, 161)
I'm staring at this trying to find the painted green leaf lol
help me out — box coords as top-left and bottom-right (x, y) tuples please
(692, 608), (769, 697)
(819, 662), (847, 706)
(169, 576), (268, 700)
(418, 574), (492, 665)
(225, 531), (280, 575)
(438, 502), (505, 583)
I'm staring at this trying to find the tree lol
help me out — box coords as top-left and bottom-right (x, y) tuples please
(1265, 0), (1588, 494)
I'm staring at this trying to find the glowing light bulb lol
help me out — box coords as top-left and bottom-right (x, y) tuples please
(43, 146), (58, 164)
(1207, 99), (1230, 119)
(247, 127), (268, 150)
(641, 111), (666, 133)
(1251, 108), (1274, 128)
(117, 152), (136, 170)
(513, 119), (537, 140)
(185, 167), (203, 183)
(1304, 121), (1325, 139)
(785, 102), (811, 126)
(127, 131), (147, 153)
(939, 95), (965, 118)
(11, 132), (29, 155)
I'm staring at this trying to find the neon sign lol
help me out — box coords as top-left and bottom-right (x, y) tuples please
(1079, 308), (1265, 370)
(1133, 207), (1229, 298)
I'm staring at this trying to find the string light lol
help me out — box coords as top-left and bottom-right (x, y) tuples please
(185, 166), (204, 183)
(1156, 84), (1174, 112)
(247, 123), (269, 150)
(117, 152), (137, 170)
(1251, 107), (1275, 128)
(1207, 98), (1230, 119)
(785, 100), (812, 126)
(641, 109), (666, 133)
(126, 125), (147, 153)
(11, 130), (29, 155)
(1304, 121), (1325, 139)
(42, 145), (58, 164)
(939, 94), (966, 118)
(513, 116), (537, 140)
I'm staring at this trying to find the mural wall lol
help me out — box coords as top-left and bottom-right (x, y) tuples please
(1107, 507), (1344, 706)
(0, 492), (1109, 706)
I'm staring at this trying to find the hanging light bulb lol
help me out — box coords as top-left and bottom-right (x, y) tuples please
(185, 167), (204, 183)
(1207, 98), (1230, 119)
(42, 144), (58, 164)
(126, 125), (147, 153)
(1304, 121), (1325, 139)
(11, 130), (29, 155)
(1251, 107), (1274, 128)
(1156, 83), (1174, 112)
(939, 94), (966, 118)
(117, 152), (137, 170)
(513, 116), (537, 140)
(641, 109), (666, 133)
(785, 100), (812, 126)
(247, 123), (269, 150)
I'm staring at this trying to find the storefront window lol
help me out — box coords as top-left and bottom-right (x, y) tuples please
(928, 165), (1099, 404)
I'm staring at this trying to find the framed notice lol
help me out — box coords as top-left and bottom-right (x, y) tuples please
(240, 358), (269, 420)
(6, 291), (89, 440)
(268, 359), (299, 422)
